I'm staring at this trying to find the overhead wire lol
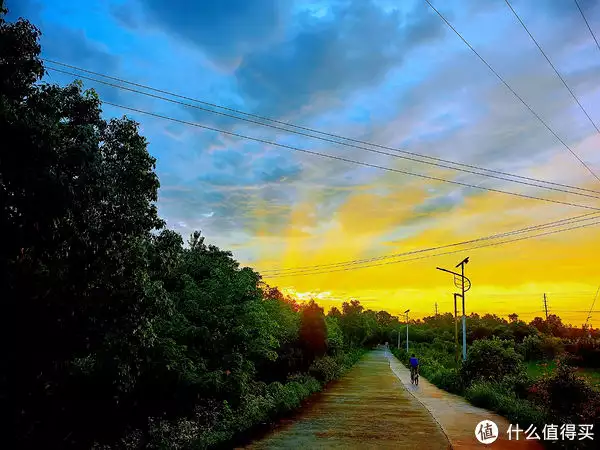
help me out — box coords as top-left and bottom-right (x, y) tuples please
(260, 212), (600, 273)
(42, 59), (600, 197)
(574, 0), (600, 53)
(423, 0), (600, 184)
(504, 0), (600, 134)
(260, 219), (600, 278)
(85, 100), (600, 212)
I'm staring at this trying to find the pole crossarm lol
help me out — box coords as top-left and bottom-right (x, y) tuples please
(435, 267), (472, 292)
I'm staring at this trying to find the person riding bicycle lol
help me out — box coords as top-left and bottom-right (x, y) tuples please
(409, 353), (419, 381)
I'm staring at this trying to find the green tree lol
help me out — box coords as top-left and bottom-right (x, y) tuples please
(325, 316), (345, 354)
(461, 338), (524, 385)
(299, 300), (328, 365)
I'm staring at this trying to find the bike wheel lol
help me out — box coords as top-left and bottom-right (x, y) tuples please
(415, 375), (419, 386)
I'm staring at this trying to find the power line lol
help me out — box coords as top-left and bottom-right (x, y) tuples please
(424, 0), (600, 184)
(42, 59), (600, 197)
(505, 0), (600, 136)
(260, 212), (599, 273)
(261, 219), (600, 278)
(97, 101), (600, 211)
(574, 0), (600, 53)
(47, 65), (600, 201)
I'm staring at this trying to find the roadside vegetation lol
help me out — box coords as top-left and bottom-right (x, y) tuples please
(2, 6), (403, 448)
(390, 312), (600, 449)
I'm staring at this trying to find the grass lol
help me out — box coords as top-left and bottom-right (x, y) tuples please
(526, 360), (600, 390)
(578, 368), (600, 390)
(525, 360), (557, 379)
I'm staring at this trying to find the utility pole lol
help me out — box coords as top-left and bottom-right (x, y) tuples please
(437, 257), (470, 362)
(435, 302), (439, 317)
(397, 326), (401, 349)
(584, 285), (599, 338)
(458, 258), (468, 361)
(404, 309), (410, 353)
(543, 293), (549, 320)
(453, 293), (460, 363)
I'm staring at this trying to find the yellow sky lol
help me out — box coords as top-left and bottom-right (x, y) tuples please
(247, 141), (600, 327)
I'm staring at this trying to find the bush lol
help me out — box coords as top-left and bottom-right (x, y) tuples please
(461, 338), (523, 386)
(499, 371), (533, 399)
(520, 334), (544, 361)
(530, 363), (600, 424)
(540, 336), (564, 359)
(428, 368), (463, 394)
(465, 382), (546, 428)
(308, 356), (341, 383)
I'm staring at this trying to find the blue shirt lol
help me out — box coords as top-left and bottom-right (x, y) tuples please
(409, 357), (419, 368)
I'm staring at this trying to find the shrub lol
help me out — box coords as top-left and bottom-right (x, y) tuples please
(520, 334), (544, 361)
(428, 368), (463, 394)
(461, 338), (523, 386)
(308, 355), (342, 383)
(465, 382), (546, 428)
(539, 336), (564, 359)
(530, 363), (600, 424)
(499, 371), (533, 399)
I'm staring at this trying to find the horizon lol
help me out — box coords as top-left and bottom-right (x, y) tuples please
(280, 289), (597, 329)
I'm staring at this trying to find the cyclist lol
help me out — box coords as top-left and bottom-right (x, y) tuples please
(409, 353), (419, 382)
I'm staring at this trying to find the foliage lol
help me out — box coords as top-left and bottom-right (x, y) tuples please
(465, 382), (546, 428)
(299, 300), (327, 364)
(2, 9), (380, 448)
(530, 362), (600, 424)
(460, 338), (523, 385)
(325, 316), (344, 354)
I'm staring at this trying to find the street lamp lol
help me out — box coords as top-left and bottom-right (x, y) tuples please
(404, 309), (410, 353)
(437, 258), (471, 361)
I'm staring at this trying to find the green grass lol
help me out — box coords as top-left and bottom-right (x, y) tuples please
(526, 360), (600, 391)
(525, 360), (557, 379)
(578, 368), (600, 390)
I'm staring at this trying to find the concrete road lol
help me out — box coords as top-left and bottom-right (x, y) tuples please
(243, 350), (451, 449)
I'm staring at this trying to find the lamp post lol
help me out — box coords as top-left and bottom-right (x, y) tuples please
(404, 309), (410, 353)
(437, 257), (471, 361)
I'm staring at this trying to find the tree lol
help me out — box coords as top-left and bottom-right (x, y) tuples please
(1, 8), (174, 446)
(461, 338), (524, 385)
(328, 306), (342, 319)
(299, 300), (327, 365)
(508, 313), (519, 323)
(339, 299), (370, 346)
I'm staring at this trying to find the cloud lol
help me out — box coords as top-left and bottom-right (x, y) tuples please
(110, 2), (140, 29)
(39, 25), (123, 102)
(235, 0), (446, 118)
(135, 0), (285, 70)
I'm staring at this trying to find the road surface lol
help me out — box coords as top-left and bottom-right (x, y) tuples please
(242, 349), (543, 449)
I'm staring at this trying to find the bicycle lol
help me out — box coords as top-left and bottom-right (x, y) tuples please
(410, 366), (419, 386)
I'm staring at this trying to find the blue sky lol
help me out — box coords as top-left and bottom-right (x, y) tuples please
(7, 0), (600, 319)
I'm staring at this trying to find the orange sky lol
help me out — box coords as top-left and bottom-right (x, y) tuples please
(248, 143), (600, 327)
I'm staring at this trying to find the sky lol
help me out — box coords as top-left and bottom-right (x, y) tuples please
(7, 0), (600, 325)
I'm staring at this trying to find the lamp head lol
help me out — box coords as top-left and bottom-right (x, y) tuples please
(456, 257), (469, 268)
(404, 309), (410, 313)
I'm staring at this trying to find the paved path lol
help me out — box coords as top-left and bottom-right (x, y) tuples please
(385, 350), (543, 450)
(242, 349), (544, 449)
